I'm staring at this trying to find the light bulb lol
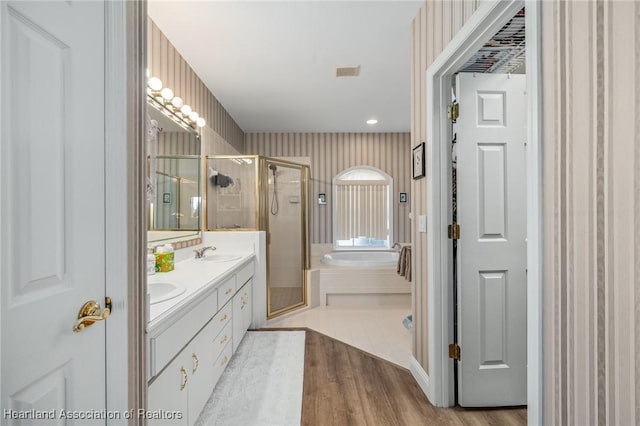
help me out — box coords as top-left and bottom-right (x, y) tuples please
(171, 96), (183, 109)
(180, 105), (192, 116)
(160, 87), (174, 101)
(189, 111), (199, 122)
(196, 117), (206, 127)
(366, 119), (378, 125)
(148, 77), (163, 91)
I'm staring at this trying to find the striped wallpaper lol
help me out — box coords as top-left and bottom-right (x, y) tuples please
(411, 0), (479, 375)
(157, 131), (199, 156)
(541, 1), (640, 424)
(147, 18), (244, 153)
(245, 133), (411, 245)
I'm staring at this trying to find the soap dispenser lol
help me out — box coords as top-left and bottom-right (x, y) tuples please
(147, 247), (156, 275)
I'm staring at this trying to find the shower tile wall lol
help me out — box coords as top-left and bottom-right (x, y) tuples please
(245, 133), (411, 244)
(268, 165), (303, 290)
(206, 159), (257, 230)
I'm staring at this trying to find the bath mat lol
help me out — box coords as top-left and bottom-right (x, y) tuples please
(195, 331), (305, 426)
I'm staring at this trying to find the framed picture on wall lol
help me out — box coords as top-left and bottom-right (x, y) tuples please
(412, 142), (426, 179)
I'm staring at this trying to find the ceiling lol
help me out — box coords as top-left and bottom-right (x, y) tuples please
(147, 1), (423, 133)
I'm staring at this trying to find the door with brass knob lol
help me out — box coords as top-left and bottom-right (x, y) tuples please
(73, 298), (112, 332)
(0, 0), (111, 421)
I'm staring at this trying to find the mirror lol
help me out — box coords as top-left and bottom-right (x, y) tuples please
(147, 99), (202, 245)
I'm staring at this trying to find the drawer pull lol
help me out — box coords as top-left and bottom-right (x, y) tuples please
(225, 288), (233, 295)
(192, 353), (199, 374)
(220, 356), (228, 367)
(219, 314), (228, 322)
(219, 335), (228, 345)
(180, 367), (188, 391)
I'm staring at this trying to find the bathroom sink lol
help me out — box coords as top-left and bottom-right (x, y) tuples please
(148, 282), (186, 305)
(196, 254), (242, 263)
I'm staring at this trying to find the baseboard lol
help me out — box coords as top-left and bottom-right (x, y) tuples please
(410, 356), (433, 403)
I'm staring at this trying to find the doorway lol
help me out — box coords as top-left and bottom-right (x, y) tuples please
(264, 158), (310, 318)
(425, 0), (542, 422)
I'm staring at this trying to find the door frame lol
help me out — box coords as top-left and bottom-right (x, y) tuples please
(104, 0), (147, 420)
(424, 0), (542, 423)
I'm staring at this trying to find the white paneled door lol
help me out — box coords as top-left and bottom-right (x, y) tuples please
(1, 1), (107, 423)
(455, 73), (527, 406)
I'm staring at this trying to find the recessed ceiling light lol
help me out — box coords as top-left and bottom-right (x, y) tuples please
(366, 119), (378, 125)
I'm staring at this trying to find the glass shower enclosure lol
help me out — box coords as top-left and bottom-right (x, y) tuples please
(206, 155), (310, 318)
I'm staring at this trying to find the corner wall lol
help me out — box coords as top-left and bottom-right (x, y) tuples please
(147, 18), (245, 153)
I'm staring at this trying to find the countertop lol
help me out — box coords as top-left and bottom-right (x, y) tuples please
(147, 252), (255, 333)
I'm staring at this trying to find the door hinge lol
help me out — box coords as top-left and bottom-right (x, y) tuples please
(449, 343), (461, 360)
(448, 223), (460, 240)
(447, 102), (459, 122)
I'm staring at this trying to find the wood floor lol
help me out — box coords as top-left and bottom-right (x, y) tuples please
(301, 329), (526, 426)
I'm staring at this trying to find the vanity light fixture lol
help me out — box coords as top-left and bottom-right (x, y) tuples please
(147, 76), (206, 130)
(160, 87), (174, 102)
(148, 77), (163, 92)
(171, 96), (183, 109)
(366, 119), (378, 125)
(180, 104), (192, 116)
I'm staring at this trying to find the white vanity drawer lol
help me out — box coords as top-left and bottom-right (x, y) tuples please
(212, 340), (233, 386)
(217, 275), (237, 308)
(212, 320), (232, 360)
(150, 289), (218, 377)
(236, 261), (254, 287)
(209, 300), (232, 344)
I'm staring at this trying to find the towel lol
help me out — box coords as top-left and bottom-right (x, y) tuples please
(397, 245), (412, 282)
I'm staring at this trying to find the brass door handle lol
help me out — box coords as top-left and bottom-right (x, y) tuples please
(192, 353), (199, 374)
(180, 367), (188, 390)
(73, 298), (111, 333)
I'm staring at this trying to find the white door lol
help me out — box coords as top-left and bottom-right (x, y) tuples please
(0, 1), (107, 422)
(455, 73), (527, 406)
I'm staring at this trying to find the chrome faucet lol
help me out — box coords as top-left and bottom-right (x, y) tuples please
(193, 246), (216, 259)
(392, 242), (402, 250)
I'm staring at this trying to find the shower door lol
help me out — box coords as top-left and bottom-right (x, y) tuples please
(264, 159), (309, 318)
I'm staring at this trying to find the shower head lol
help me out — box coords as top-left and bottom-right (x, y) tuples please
(269, 164), (278, 175)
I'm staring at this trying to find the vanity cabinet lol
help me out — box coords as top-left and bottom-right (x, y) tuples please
(147, 258), (254, 425)
(233, 278), (253, 352)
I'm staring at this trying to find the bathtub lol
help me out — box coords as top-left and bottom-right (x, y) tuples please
(320, 250), (399, 267)
(314, 249), (410, 307)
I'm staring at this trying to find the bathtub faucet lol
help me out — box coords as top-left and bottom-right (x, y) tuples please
(392, 242), (401, 250)
(194, 246), (216, 259)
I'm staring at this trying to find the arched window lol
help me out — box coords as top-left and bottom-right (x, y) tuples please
(333, 166), (393, 250)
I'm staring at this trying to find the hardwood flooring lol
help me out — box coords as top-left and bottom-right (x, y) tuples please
(300, 329), (526, 426)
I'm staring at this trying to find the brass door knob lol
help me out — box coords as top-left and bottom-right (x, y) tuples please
(73, 298), (111, 333)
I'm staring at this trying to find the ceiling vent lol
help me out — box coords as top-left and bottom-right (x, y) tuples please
(335, 66), (360, 77)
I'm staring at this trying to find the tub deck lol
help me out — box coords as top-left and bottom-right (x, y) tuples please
(312, 256), (411, 307)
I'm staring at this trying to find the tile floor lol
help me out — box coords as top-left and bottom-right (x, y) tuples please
(266, 305), (412, 369)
